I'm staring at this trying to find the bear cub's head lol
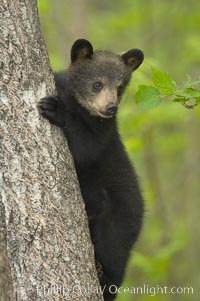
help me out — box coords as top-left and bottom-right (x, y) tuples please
(68, 39), (144, 119)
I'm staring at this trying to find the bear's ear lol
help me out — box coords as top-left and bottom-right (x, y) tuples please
(71, 39), (93, 63)
(121, 49), (144, 71)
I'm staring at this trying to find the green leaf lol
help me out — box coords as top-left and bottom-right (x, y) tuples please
(135, 85), (161, 108)
(185, 88), (200, 98)
(174, 90), (191, 100)
(173, 97), (185, 103)
(185, 75), (200, 88)
(175, 88), (200, 100)
(152, 68), (176, 95)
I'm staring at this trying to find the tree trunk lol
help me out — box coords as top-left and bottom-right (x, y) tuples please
(0, 1), (103, 300)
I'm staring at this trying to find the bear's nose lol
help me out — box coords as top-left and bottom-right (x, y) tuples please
(105, 103), (117, 116)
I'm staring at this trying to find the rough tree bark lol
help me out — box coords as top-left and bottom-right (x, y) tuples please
(0, 1), (103, 300)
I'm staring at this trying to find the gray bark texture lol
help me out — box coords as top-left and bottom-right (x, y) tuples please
(0, 0), (103, 300)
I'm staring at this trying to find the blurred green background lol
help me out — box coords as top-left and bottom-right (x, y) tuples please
(38, 1), (200, 300)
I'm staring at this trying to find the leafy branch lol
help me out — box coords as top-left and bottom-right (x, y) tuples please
(134, 68), (200, 109)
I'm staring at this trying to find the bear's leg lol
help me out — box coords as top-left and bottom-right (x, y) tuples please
(91, 188), (143, 301)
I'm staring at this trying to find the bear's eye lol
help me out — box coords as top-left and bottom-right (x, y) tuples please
(117, 85), (123, 96)
(93, 81), (103, 92)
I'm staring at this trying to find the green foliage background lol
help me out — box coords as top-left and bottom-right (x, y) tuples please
(38, 1), (200, 300)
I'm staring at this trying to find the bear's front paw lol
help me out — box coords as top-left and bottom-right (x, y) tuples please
(38, 95), (64, 126)
(38, 95), (58, 117)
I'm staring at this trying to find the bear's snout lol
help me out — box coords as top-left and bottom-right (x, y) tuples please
(105, 103), (117, 116)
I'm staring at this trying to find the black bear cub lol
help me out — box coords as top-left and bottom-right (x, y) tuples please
(38, 39), (144, 300)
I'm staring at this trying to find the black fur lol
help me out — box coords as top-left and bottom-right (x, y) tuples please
(38, 39), (144, 301)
